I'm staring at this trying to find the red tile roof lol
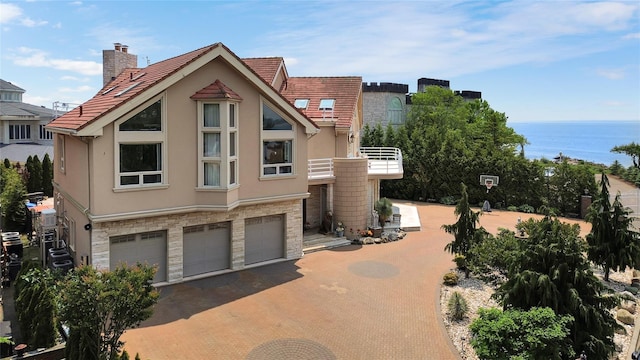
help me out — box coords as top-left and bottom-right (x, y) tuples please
(190, 79), (243, 101)
(280, 77), (362, 129)
(241, 57), (284, 86)
(48, 43), (222, 132)
(47, 44), (317, 133)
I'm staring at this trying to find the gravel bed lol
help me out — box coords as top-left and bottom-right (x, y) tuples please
(440, 267), (638, 360)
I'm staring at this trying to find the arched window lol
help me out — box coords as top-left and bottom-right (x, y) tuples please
(387, 97), (403, 124)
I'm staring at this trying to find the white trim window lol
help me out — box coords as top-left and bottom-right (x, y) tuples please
(9, 124), (31, 140)
(114, 97), (166, 188)
(198, 102), (239, 188)
(261, 100), (294, 177)
(39, 124), (53, 140)
(57, 135), (65, 173)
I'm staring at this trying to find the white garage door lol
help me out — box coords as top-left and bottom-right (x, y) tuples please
(245, 215), (284, 265)
(110, 231), (167, 283)
(183, 222), (230, 277)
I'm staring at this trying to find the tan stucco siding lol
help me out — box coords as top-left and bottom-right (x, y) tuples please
(86, 57), (308, 217)
(54, 134), (90, 208)
(307, 124), (336, 160)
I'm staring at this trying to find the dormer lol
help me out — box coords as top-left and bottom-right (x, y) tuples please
(0, 79), (25, 102)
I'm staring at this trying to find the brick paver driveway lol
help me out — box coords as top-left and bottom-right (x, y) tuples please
(120, 203), (590, 359)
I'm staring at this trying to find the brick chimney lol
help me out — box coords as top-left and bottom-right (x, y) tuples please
(102, 43), (138, 86)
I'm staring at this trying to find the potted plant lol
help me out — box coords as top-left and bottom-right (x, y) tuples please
(375, 197), (394, 231)
(335, 221), (345, 237)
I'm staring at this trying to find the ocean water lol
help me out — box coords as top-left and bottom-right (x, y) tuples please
(508, 120), (639, 167)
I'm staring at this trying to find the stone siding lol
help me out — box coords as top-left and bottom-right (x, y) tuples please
(91, 199), (302, 283)
(362, 92), (408, 130)
(333, 158), (369, 234)
(306, 185), (324, 228)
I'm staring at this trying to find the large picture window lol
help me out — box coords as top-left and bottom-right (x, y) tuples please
(115, 97), (166, 188)
(261, 101), (294, 177)
(263, 140), (292, 175)
(119, 143), (162, 185)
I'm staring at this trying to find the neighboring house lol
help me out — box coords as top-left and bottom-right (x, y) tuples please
(0, 79), (56, 146)
(362, 77), (481, 129)
(46, 43), (402, 285)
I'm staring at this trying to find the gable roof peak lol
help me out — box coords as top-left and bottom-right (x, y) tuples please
(190, 79), (243, 101)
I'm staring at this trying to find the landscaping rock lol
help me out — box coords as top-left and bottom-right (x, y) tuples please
(621, 301), (637, 314)
(624, 286), (639, 295)
(617, 308), (635, 325)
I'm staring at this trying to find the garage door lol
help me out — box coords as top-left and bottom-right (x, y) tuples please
(183, 222), (230, 277)
(110, 231), (167, 283)
(245, 215), (284, 265)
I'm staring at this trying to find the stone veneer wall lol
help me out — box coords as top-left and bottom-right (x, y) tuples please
(362, 92), (408, 129)
(306, 185), (324, 228)
(90, 199), (302, 283)
(333, 158), (369, 235)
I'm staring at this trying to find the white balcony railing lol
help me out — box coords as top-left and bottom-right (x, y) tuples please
(308, 158), (334, 180)
(307, 147), (403, 180)
(360, 147), (403, 176)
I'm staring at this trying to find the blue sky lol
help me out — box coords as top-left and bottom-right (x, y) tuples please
(1, 0), (639, 122)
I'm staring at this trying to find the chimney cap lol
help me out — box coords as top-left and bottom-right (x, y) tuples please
(122, 45), (128, 53)
(114, 42), (122, 51)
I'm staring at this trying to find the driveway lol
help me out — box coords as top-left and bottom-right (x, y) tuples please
(120, 203), (590, 360)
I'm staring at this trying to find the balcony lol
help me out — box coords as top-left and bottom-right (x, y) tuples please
(359, 147), (403, 178)
(307, 147), (403, 181)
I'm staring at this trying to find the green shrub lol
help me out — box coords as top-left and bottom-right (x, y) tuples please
(453, 254), (466, 270)
(518, 204), (535, 213)
(447, 291), (468, 321)
(507, 205), (518, 212)
(440, 196), (457, 205)
(470, 307), (575, 360)
(443, 272), (459, 286)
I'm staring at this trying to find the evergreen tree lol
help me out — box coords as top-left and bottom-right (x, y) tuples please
(494, 215), (620, 359)
(15, 267), (57, 348)
(1, 168), (27, 231)
(31, 155), (43, 193)
(609, 160), (624, 176)
(612, 142), (640, 169)
(42, 154), (53, 197)
(442, 183), (486, 278)
(360, 123), (373, 147)
(586, 173), (640, 281)
(3, 158), (10, 169)
(25, 155), (34, 193)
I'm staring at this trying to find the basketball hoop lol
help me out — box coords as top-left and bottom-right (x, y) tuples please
(485, 180), (493, 193)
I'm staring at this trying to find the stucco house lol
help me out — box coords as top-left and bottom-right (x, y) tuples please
(46, 43), (402, 284)
(0, 79), (57, 163)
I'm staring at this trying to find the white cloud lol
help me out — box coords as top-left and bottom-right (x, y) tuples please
(20, 17), (48, 27)
(602, 100), (626, 107)
(10, 47), (102, 76)
(596, 68), (626, 80)
(59, 85), (93, 93)
(623, 33), (640, 39)
(0, 3), (22, 24)
(255, 1), (640, 82)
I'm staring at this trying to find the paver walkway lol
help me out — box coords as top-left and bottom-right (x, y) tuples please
(120, 202), (590, 360)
